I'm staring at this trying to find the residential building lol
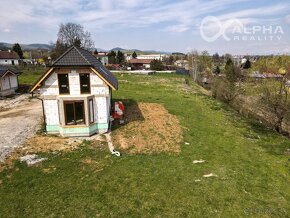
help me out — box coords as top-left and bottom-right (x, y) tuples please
(30, 46), (118, 137)
(93, 52), (109, 65)
(0, 50), (20, 65)
(174, 60), (189, 70)
(128, 59), (153, 70)
(136, 54), (169, 61)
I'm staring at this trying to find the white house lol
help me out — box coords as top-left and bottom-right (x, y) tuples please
(137, 54), (169, 61)
(0, 66), (20, 97)
(30, 46), (118, 137)
(0, 50), (20, 65)
(93, 52), (109, 65)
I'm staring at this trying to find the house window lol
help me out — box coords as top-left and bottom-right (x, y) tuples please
(89, 99), (94, 123)
(64, 101), (85, 125)
(58, 74), (69, 94)
(80, 73), (90, 94)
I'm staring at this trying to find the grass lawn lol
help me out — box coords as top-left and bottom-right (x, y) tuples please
(0, 73), (289, 217)
(18, 66), (47, 85)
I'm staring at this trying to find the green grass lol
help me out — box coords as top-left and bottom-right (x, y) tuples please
(0, 73), (289, 217)
(18, 66), (47, 85)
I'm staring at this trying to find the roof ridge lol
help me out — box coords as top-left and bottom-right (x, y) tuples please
(74, 47), (92, 66)
(52, 46), (75, 65)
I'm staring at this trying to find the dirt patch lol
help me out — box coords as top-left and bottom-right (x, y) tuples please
(21, 136), (82, 153)
(0, 135), (82, 172)
(112, 102), (183, 154)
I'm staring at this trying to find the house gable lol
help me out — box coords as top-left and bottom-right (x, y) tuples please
(39, 68), (109, 96)
(30, 46), (118, 92)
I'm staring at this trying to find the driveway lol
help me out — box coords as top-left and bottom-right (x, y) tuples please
(0, 95), (42, 162)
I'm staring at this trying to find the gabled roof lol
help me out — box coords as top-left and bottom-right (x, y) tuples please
(0, 65), (21, 77)
(30, 46), (118, 92)
(0, 51), (20, 59)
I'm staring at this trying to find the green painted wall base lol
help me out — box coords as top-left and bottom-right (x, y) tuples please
(46, 123), (108, 137)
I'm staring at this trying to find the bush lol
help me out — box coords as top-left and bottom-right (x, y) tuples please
(211, 77), (243, 104)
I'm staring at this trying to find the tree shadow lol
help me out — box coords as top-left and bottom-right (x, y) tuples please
(110, 98), (144, 131)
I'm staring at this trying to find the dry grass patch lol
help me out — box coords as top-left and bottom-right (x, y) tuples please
(22, 136), (81, 153)
(112, 102), (183, 154)
(0, 136), (83, 172)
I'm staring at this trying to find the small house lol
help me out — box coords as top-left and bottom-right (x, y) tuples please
(30, 46), (118, 137)
(128, 59), (153, 70)
(0, 50), (20, 65)
(0, 66), (20, 97)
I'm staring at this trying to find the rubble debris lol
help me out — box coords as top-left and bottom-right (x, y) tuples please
(20, 154), (47, 166)
(193, 159), (206, 164)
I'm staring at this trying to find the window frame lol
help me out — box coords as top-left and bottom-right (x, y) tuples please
(58, 73), (70, 95)
(79, 73), (91, 94)
(89, 99), (94, 124)
(64, 100), (85, 126)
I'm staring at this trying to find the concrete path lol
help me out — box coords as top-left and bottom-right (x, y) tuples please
(0, 96), (42, 162)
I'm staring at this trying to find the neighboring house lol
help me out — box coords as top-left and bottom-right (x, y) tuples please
(0, 66), (20, 97)
(30, 46), (118, 137)
(93, 52), (109, 65)
(137, 54), (168, 61)
(128, 59), (153, 70)
(0, 50), (20, 65)
(174, 60), (189, 70)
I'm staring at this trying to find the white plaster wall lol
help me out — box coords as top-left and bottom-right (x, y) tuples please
(44, 99), (59, 125)
(94, 97), (108, 123)
(9, 75), (18, 88)
(1, 76), (10, 90)
(90, 73), (104, 85)
(40, 72), (59, 95)
(45, 72), (58, 86)
(69, 70), (80, 95)
(91, 86), (109, 95)
(0, 59), (19, 65)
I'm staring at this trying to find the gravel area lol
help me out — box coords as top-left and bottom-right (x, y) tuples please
(0, 96), (42, 162)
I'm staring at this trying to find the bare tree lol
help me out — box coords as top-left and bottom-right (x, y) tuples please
(261, 75), (290, 134)
(57, 23), (94, 50)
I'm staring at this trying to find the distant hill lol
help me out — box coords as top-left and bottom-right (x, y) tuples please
(107, 47), (171, 54)
(0, 42), (53, 50)
(0, 42), (173, 54)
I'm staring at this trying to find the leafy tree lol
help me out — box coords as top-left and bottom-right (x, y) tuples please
(116, 50), (125, 64)
(198, 50), (212, 74)
(168, 55), (174, 64)
(150, 59), (164, 71)
(57, 22), (94, 50)
(108, 51), (117, 64)
(12, 43), (23, 59)
(132, 51), (137, 59)
(213, 65), (220, 75)
(94, 49), (98, 55)
(212, 52), (220, 64)
(50, 40), (68, 60)
(225, 59), (238, 82)
(242, 59), (251, 69)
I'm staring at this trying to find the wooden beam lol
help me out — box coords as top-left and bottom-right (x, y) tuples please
(30, 67), (54, 92)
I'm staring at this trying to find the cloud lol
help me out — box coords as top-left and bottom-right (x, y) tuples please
(286, 15), (290, 24)
(3, 28), (10, 33)
(1, 0), (288, 34)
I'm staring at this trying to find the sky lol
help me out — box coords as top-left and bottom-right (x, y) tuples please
(0, 0), (290, 55)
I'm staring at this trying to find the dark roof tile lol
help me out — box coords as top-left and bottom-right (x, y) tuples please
(52, 46), (118, 89)
(0, 65), (20, 77)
